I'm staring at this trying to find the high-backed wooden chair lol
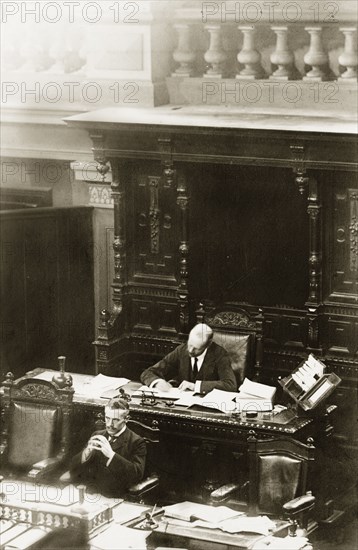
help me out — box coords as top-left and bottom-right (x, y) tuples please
(196, 302), (264, 386)
(212, 433), (316, 536)
(0, 372), (74, 481)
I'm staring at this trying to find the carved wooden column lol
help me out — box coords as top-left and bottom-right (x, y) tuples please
(92, 135), (127, 372)
(306, 177), (323, 352)
(254, 309), (264, 381)
(177, 176), (190, 335)
(111, 162), (127, 320)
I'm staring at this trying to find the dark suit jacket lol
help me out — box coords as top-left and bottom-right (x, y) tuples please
(70, 428), (146, 498)
(140, 341), (236, 394)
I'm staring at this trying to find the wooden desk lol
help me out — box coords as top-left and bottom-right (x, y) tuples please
(19, 369), (335, 509)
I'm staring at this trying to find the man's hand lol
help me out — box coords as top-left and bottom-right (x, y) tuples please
(81, 443), (94, 463)
(179, 380), (195, 391)
(88, 435), (115, 461)
(154, 380), (173, 392)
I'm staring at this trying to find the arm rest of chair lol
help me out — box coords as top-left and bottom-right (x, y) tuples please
(127, 474), (160, 497)
(283, 493), (316, 516)
(28, 457), (65, 480)
(210, 483), (241, 503)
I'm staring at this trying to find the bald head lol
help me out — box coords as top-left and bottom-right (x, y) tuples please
(187, 323), (213, 357)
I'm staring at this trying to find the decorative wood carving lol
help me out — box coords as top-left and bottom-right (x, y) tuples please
(176, 174), (189, 333)
(158, 137), (176, 188)
(307, 177), (322, 306)
(205, 310), (256, 329)
(91, 131), (110, 182)
(349, 189), (358, 272)
(290, 144), (309, 195)
(148, 177), (160, 254)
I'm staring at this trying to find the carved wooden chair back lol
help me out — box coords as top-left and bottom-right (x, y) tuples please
(1, 372), (74, 476)
(196, 302), (264, 386)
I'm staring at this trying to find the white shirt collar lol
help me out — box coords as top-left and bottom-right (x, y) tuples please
(110, 425), (127, 439)
(190, 347), (208, 371)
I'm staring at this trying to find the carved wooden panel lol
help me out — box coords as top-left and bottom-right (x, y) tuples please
(326, 180), (358, 302)
(156, 301), (178, 335)
(131, 298), (153, 332)
(325, 317), (358, 356)
(127, 165), (179, 285)
(264, 310), (306, 349)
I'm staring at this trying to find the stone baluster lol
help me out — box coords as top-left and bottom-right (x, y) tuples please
(303, 27), (328, 81)
(237, 26), (264, 79)
(172, 23), (196, 77)
(338, 27), (357, 80)
(270, 26), (295, 80)
(204, 25), (227, 78)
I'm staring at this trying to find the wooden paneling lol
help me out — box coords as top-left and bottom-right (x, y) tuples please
(0, 207), (95, 379)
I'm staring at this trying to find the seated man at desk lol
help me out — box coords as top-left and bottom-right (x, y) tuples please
(140, 323), (236, 394)
(69, 398), (146, 497)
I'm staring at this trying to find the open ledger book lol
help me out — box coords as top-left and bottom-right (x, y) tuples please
(164, 502), (275, 536)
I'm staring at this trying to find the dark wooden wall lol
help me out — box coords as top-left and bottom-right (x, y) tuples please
(0, 207), (95, 379)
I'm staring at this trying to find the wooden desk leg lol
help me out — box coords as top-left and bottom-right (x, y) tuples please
(201, 441), (219, 495)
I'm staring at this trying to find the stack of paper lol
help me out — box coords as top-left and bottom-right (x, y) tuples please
(235, 378), (276, 412)
(78, 374), (130, 399)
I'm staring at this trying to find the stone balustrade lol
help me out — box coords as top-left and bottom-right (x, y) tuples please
(1, 1), (357, 112)
(171, 22), (357, 82)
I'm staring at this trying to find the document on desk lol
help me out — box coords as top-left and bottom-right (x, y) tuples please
(81, 374), (130, 399)
(133, 385), (185, 400)
(166, 514), (275, 536)
(33, 371), (129, 398)
(112, 502), (150, 524)
(235, 378), (277, 412)
(164, 501), (242, 523)
(91, 524), (150, 550)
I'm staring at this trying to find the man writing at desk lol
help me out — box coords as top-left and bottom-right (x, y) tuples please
(69, 398), (146, 497)
(140, 323), (236, 394)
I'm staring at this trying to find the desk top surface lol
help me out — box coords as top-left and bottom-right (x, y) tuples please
(22, 369), (314, 435)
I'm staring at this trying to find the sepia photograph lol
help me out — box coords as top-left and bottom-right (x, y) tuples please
(0, 1), (357, 549)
